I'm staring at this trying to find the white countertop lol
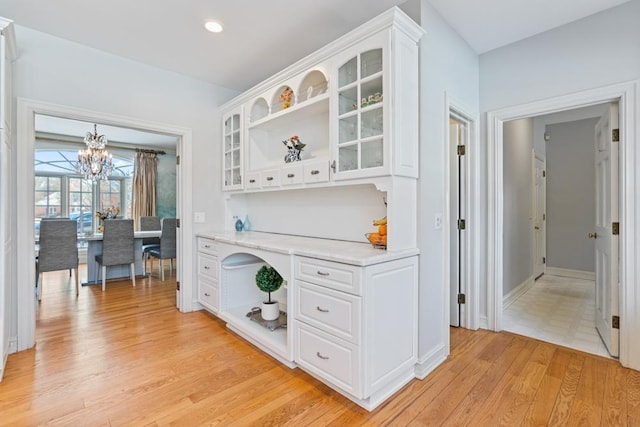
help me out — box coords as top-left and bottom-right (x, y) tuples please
(196, 231), (419, 266)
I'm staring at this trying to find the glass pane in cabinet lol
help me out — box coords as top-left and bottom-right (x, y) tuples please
(339, 115), (358, 144)
(224, 152), (231, 167)
(232, 167), (241, 185)
(361, 107), (383, 138)
(225, 135), (232, 151)
(361, 77), (383, 107)
(361, 139), (383, 169)
(338, 57), (357, 87)
(339, 86), (358, 115)
(224, 118), (231, 134)
(232, 114), (240, 131)
(338, 144), (358, 172)
(361, 49), (382, 78)
(232, 132), (240, 148)
(232, 149), (240, 167)
(224, 169), (231, 187)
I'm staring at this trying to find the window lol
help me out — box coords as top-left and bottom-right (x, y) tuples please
(34, 176), (62, 218)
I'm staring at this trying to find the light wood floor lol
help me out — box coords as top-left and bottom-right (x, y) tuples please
(1, 266), (639, 426)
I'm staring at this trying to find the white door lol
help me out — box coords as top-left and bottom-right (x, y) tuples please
(594, 102), (619, 358)
(532, 156), (546, 279)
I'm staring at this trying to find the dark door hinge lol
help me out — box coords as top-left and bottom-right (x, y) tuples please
(612, 129), (620, 142)
(542, 170), (546, 178)
(457, 219), (466, 230)
(176, 281), (180, 291)
(543, 257), (546, 264)
(612, 315), (620, 329)
(458, 294), (466, 304)
(176, 218), (180, 228)
(176, 155), (180, 165)
(457, 145), (466, 156)
(612, 222), (619, 235)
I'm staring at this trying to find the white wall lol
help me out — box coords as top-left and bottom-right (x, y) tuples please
(479, 0), (640, 322)
(503, 118), (533, 294)
(418, 0), (479, 365)
(8, 26), (238, 345)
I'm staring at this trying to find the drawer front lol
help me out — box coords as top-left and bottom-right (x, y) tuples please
(198, 238), (217, 255)
(295, 323), (360, 397)
(281, 164), (304, 186)
(261, 169), (281, 187)
(198, 253), (218, 280)
(245, 171), (261, 190)
(199, 280), (218, 312)
(303, 161), (329, 184)
(296, 257), (362, 295)
(296, 281), (361, 344)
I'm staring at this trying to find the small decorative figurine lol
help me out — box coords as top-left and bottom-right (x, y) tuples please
(282, 135), (306, 163)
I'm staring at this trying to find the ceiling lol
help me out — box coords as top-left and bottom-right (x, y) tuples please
(3, 0), (631, 144)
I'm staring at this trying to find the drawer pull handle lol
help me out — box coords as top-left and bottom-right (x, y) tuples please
(266, 176), (274, 181)
(204, 292), (211, 297)
(249, 179), (256, 183)
(204, 266), (210, 270)
(316, 352), (329, 360)
(287, 173), (295, 178)
(204, 244), (211, 248)
(310, 170), (320, 175)
(316, 270), (330, 276)
(316, 306), (330, 313)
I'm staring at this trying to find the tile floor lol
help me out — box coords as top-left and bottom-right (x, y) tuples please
(503, 273), (611, 358)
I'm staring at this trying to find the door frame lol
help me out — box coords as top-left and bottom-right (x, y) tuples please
(531, 151), (546, 280)
(445, 93), (480, 330)
(486, 81), (639, 369)
(15, 98), (194, 352)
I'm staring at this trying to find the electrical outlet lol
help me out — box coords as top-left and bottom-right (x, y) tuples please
(435, 214), (442, 230)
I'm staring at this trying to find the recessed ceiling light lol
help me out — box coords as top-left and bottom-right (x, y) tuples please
(205, 21), (223, 33)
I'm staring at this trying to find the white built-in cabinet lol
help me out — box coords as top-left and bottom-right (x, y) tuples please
(0, 16), (15, 381)
(222, 106), (243, 191)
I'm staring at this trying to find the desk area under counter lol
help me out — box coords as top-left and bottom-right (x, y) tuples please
(195, 231), (419, 411)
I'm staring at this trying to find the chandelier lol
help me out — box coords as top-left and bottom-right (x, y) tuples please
(76, 124), (114, 182)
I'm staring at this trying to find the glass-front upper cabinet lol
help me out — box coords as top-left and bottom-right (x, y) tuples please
(222, 106), (243, 191)
(334, 33), (388, 180)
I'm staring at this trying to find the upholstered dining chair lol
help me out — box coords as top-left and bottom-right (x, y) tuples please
(139, 216), (161, 274)
(36, 219), (79, 301)
(147, 217), (177, 281)
(95, 219), (136, 291)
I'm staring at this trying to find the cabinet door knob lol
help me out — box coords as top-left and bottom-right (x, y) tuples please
(287, 173), (295, 178)
(204, 244), (211, 248)
(310, 170), (320, 175)
(249, 179), (256, 183)
(588, 232), (598, 239)
(330, 160), (336, 173)
(204, 266), (210, 270)
(316, 352), (329, 360)
(266, 176), (274, 181)
(316, 306), (330, 313)
(316, 270), (330, 276)
(204, 292), (211, 297)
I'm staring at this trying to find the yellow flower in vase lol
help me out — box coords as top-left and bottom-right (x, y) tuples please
(279, 87), (293, 110)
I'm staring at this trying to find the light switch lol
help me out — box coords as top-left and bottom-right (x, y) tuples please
(194, 212), (205, 223)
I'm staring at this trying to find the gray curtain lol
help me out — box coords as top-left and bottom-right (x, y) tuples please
(132, 152), (158, 230)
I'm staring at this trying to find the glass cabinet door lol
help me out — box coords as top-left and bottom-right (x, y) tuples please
(223, 107), (243, 190)
(336, 48), (384, 175)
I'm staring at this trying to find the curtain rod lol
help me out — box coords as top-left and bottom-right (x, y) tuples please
(135, 148), (166, 155)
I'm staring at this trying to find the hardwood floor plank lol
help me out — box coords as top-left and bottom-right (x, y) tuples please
(0, 268), (638, 425)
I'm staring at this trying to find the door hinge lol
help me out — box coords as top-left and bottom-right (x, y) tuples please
(457, 145), (466, 156)
(176, 155), (180, 165)
(176, 218), (180, 228)
(543, 257), (546, 264)
(612, 222), (619, 235)
(543, 213), (546, 221)
(457, 219), (466, 230)
(612, 315), (620, 329)
(176, 281), (180, 291)
(457, 293), (466, 304)
(542, 170), (546, 178)
(612, 129), (620, 142)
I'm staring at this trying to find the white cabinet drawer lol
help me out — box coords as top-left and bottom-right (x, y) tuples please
(245, 171), (261, 189)
(199, 279), (218, 312)
(281, 164), (304, 186)
(261, 169), (281, 187)
(198, 253), (218, 280)
(296, 257), (362, 295)
(295, 323), (360, 397)
(198, 238), (217, 255)
(303, 161), (329, 184)
(296, 281), (361, 344)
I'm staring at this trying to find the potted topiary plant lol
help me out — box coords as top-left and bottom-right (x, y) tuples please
(255, 265), (283, 321)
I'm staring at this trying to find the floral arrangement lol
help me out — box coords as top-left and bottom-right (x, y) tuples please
(279, 86), (293, 109)
(282, 135), (305, 163)
(95, 206), (120, 220)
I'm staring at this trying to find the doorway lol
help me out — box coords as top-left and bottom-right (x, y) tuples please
(15, 98), (195, 352)
(485, 81), (637, 369)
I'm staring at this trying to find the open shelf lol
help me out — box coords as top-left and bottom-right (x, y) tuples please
(221, 304), (288, 359)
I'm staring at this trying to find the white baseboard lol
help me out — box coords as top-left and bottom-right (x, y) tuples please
(503, 275), (535, 309)
(479, 315), (489, 330)
(414, 343), (447, 380)
(546, 267), (595, 281)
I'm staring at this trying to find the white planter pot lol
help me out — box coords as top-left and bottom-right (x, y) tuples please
(261, 301), (280, 321)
